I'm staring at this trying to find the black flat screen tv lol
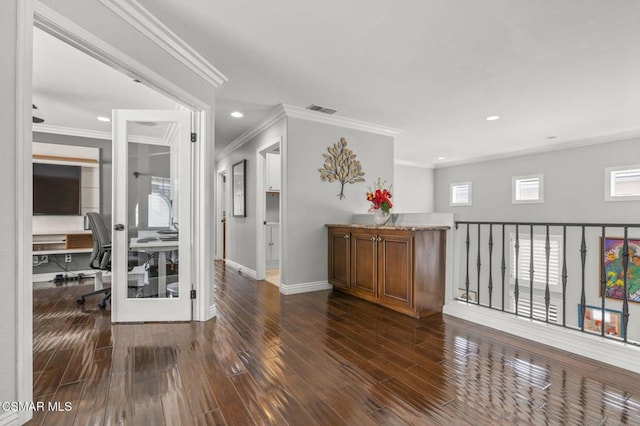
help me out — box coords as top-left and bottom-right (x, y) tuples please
(33, 163), (82, 215)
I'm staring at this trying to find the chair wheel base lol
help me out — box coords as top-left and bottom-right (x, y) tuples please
(98, 301), (107, 309)
(77, 297), (85, 305)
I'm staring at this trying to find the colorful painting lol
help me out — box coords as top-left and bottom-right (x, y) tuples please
(601, 237), (640, 302)
(578, 305), (624, 338)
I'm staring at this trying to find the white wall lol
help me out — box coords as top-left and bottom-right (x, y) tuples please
(393, 163), (434, 213)
(0, 0), (18, 407)
(434, 138), (640, 223)
(215, 118), (287, 272)
(435, 137), (640, 340)
(284, 118), (394, 287)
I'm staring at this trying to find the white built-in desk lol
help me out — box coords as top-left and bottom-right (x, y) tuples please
(130, 237), (178, 298)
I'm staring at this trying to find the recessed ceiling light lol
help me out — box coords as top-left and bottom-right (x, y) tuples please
(97, 116), (111, 122)
(437, 156), (446, 160)
(486, 115), (500, 121)
(547, 136), (557, 139)
(230, 111), (244, 118)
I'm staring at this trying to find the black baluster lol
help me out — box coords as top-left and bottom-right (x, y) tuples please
(465, 224), (470, 303)
(562, 226), (568, 327)
(515, 225), (520, 317)
(600, 227), (606, 337)
(622, 228), (630, 343)
(477, 224), (481, 305)
(579, 226), (586, 332)
(530, 225), (534, 320)
(501, 224), (506, 312)
(489, 225), (494, 309)
(545, 225), (550, 323)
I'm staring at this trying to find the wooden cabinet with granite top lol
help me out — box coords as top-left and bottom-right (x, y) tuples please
(327, 224), (448, 318)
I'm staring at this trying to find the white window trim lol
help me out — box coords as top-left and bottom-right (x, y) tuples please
(450, 181), (472, 206)
(604, 164), (640, 202)
(512, 174), (544, 204)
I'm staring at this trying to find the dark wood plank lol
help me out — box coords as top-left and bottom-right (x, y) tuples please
(28, 262), (640, 425)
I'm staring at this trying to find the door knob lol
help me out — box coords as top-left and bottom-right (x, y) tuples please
(114, 224), (125, 231)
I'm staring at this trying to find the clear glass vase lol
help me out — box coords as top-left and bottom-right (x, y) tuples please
(373, 209), (390, 226)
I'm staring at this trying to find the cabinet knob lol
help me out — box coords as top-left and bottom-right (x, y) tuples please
(377, 237), (383, 242)
(370, 236), (376, 241)
(343, 234), (350, 239)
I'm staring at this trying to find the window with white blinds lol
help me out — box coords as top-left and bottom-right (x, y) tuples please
(512, 174), (544, 204)
(509, 233), (562, 289)
(450, 182), (472, 206)
(605, 165), (640, 201)
(515, 297), (558, 323)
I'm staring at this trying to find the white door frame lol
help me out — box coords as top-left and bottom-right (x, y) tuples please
(256, 137), (282, 282)
(17, 2), (218, 422)
(215, 167), (228, 260)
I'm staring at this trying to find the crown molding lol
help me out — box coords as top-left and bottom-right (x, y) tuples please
(281, 104), (401, 137)
(215, 105), (287, 161)
(99, 0), (227, 91)
(215, 104), (402, 162)
(434, 129), (640, 169)
(33, 123), (165, 145)
(394, 159), (433, 169)
(34, 2), (210, 111)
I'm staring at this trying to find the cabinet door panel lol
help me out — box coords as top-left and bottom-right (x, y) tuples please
(328, 228), (350, 288)
(378, 234), (413, 309)
(351, 231), (377, 297)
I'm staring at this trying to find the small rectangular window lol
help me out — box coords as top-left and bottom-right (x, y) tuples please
(513, 174), (543, 204)
(605, 165), (640, 201)
(450, 182), (472, 206)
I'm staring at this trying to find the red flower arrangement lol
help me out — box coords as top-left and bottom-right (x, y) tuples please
(366, 178), (393, 213)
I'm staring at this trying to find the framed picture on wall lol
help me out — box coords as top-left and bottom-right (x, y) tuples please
(578, 304), (624, 338)
(600, 237), (640, 303)
(232, 159), (246, 217)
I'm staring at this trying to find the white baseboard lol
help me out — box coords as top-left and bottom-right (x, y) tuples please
(443, 301), (640, 374)
(207, 303), (217, 320)
(0, 411), (19, 426)
(224, 259), (257, 280)
(280, 280), (332, 295)
(32, 269), (98, 283)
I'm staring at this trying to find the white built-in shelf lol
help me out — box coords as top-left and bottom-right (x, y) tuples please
(32, 231), (92, 254)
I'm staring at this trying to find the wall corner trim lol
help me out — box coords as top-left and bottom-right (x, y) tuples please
(99, 0), (227, 90)
(280, 281), (332, 295)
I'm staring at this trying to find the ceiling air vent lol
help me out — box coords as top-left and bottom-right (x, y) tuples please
(306, 104), (337, 115)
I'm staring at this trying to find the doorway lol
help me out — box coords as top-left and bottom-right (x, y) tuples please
(18, 4), (219, 422)
(256, 137), (281, 285)
(216, 168), (228, 261)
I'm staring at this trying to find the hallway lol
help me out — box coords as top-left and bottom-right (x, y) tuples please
(29, 261), (640, 424)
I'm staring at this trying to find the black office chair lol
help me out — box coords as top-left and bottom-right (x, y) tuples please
(77, 212), (144, 309)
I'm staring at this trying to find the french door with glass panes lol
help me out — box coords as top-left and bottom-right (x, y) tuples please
(111, 109), (191, 322)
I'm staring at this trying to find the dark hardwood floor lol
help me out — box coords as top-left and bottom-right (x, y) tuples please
(29, 261), (640, 425)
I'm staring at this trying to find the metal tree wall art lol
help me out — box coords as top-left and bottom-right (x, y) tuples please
(319, 137), (365, 199)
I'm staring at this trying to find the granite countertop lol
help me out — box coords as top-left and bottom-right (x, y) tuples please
(326, 224), (450, 231)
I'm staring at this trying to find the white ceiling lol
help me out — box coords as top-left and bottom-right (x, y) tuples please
(34, 1), (640, 167)
(32, 27), (177, 139)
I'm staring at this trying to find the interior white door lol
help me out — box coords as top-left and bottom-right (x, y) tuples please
(112, 109), (192, 322)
